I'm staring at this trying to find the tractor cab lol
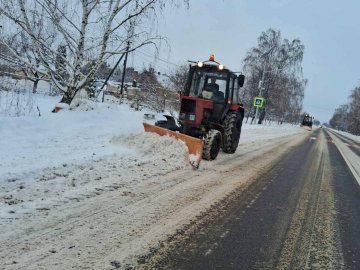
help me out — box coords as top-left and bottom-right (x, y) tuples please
(184, 55), (244, 105)
(187, 67), (227, 103)
(179, 55), (245, 128)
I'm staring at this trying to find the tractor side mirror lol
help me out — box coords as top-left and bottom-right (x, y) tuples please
(238, 74), (245, 87)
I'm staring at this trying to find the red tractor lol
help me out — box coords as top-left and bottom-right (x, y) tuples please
(301, 113), (313, 130)
(144, 55), (245, 167)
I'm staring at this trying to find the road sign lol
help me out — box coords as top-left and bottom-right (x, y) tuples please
(253, 97), (264, 108)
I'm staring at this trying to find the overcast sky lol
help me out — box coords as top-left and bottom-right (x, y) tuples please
(131, 0), (360, 123)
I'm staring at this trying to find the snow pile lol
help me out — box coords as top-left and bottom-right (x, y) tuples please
(0, 132), (190, 218)
(69, 98), (97, 111)
(0, 95), (192, 218)
(112, 132), (189, 168)
(69, 89), (98, 111)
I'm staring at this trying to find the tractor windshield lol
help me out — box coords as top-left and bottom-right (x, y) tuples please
(189, 69), (228, 101)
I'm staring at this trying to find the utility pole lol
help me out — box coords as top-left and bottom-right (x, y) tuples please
(119, 41), (130, 104)
(253, 44), (277, 124)
(119, 2), (137, 104)
(100, 52), (126, 102)
(254, 67), (266, 123)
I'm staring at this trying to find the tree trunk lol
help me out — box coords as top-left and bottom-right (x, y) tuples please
(52, 87), (74, 113)
(32, 79), (39, 94)
(258, 109), (266, 124)
(59, 88), (74, 104)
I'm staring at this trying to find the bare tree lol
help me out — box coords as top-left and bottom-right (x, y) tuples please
(0, 1), (56, 94)
(164, 64), (188, 93)
(347, 86), (360, 134)
(135, 66), (164, 112)
(329, 104), (349, 131)
(0, 0), (189, 108)
(242, 28), (306, 124)
(160, 64), (189, 114)
(329, 84), (360, 135)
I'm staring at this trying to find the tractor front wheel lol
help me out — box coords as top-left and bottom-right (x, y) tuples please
(202, 129), (222, 160)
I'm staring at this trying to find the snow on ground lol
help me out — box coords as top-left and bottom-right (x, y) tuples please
(0, 94), (192, 216)
(0, 90), (314, 268)
(0, 92), (308, 218)
(333, 129), (360, 143)
(0, 91), (304, 179)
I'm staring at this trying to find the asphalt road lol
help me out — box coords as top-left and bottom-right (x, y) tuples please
(139, 128), (360, 270)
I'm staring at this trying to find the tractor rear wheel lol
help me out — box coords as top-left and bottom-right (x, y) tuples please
(202, 129), (222, 160)
(222, 111), (243, 153)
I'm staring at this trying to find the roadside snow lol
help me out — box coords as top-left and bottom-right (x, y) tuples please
(0, 102), (141, 181)
(333, 129), (360, 143)
(0, 94), (307, 218)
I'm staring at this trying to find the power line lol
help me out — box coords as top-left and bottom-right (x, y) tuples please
(136, 50), (180, 67)
(134, 53), (170, 70)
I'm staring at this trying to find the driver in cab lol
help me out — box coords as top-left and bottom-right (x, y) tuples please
(202, 77), (224, 102)
(206, 77), (219, 92)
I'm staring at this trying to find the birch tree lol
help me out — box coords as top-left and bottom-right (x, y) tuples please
(242, 29), (306, 123)
(330, 85), (360, 135)
(164, 64), (188, 94)
(347, 86), (360, 134)
(329, 104), (349, 131)
(0, 1), (55, 93)
(0, 0), (188, 107)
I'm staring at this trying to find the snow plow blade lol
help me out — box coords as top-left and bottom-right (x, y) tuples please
(300, 124), (312, 131)
(143, 122), (203, 168)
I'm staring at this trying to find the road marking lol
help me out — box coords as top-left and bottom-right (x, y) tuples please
(309, 137), (317, 141)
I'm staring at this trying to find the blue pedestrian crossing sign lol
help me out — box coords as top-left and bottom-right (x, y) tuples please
(253, 97), (265, 108)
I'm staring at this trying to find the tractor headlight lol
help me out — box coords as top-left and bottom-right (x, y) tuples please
(218, 64), (224, 70)
(189, 114), (195, 121)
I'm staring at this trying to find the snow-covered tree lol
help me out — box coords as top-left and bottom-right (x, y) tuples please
(164, 64), (188, 94)
(347, 86), (360, 135)
(0, 1), (55, 94)
(0, 0), (188, 108)
(242, 29), (306, 123)
(330, 85), (360, 135)
(329, 104), (349, 131)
